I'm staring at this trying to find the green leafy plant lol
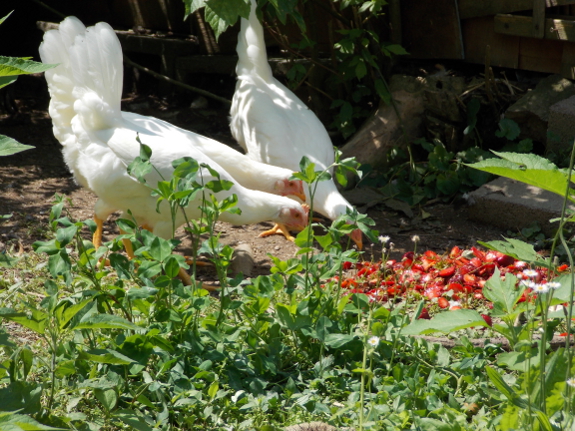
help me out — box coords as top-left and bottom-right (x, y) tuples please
(0, 12), (56, 156)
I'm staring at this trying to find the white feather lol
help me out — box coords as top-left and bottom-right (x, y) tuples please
(40, 16), (308, 240)
(230, 0), (355, 222)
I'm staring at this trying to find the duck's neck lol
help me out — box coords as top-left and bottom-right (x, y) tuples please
(236, 0), (273, 82)
(309, 180), (352, 221)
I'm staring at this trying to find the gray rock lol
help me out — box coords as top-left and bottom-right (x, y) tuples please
(230, 243), (255, 277)
(466, 176), (575, 236)
(506, 74), (575, 143)
(547, 95), (575, 154)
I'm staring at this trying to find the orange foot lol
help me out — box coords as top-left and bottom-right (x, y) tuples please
(259, 223), (296, 242)
(92, 215), (105, 249)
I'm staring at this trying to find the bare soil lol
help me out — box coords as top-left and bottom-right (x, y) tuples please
(0, 75), (510, 284)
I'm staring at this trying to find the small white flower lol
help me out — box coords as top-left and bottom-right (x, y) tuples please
(389, 242), (395, 250)
(546, 281), (561, 290)
(522, 269), (538, 278)
(519, 279), (536, 288)
(567, 377), (575, 388)
(532, 283), (549, 294)
(411, 235), (420, 243)
(379, 235), (390, 245)
(449, 300), (462, 308)
(367, 336), (380, 348)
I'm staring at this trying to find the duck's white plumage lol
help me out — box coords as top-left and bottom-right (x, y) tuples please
(230, 0), (356, 225)
(39, 17), (308, 242)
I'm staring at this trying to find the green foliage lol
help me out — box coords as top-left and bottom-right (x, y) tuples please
(182, 0), (405, 137)
(0, 12), (56, 157)
(364, 138), (493, 207)
(468, 151), (574, 202)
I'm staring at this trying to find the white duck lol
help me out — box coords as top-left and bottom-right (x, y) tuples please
(230, 0), (362, 248)
(39, 17), (309, 283)
(39, 16), (308, 253)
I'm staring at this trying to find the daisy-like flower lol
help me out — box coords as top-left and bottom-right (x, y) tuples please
(567, 377), (575, 388)
(379, 235), (390, 245)
(411, 235), (420, 243)
(546, 281), (561, 290)
(367, 336), (380, 348)
(531, 283), (549, 294)
(519, 279), (536, 289)
(522, 269), (538, 278)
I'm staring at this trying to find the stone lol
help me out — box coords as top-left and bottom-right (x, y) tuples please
(340, 75), (426, 170)
(547, 95), (575, 154)
(466, 176), (575, 236)
(341, 73), (467, 175)
(506, 74), (575, 143)
(229, 243), (255, 277)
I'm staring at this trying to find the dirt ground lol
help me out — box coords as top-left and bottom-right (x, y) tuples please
(0, 75), (510, 283)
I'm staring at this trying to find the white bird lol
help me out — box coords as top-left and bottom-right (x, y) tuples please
(39, 17), (309, 283)
(230, 0), (362, 248)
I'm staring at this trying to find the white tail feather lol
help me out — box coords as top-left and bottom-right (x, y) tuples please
(39, 17), (86, 141)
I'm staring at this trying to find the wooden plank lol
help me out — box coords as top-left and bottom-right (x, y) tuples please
(462, 16), (521, 68)
(458, 0), (575, 19)
(533, 0), (546, 38)
(401, 0), (464, 59)
(518, 37), (563, 72)
(561, 42), (575, 78)
(494, 14), (575, 40)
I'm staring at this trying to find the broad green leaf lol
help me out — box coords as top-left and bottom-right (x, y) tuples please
(479, 237), (550, 268)
(183, 0), (207, 18)
(0, 411), (64, 430)
(0, 75), (17, 90)
(467, 151), (573, 201)
(315, 316), (333, 342)
(95, 388), (118, 411)
(48, 249), (72, 278)
(206, 0), (250, 25)
(75, 314), (141, 331)
(268, 0), (300, 25)
(496, 118), (521, 140)
(126, 286), (159, 299)
(208, 381), (219, 399)
(0, 56), (57, 76)
(55, 360), (77, 377)
(17, 347), (33, 380)
(56, 298), (93, 330)
(204, 6), (230, 40)
(56, 224), (78, 247)
(402, 309), (488, 335)
(163, 255), (181, 278)
(0, 134), (34, 156)
(79, 349), (136, 365)
(0, 308), (47, 335)
(276, 303), (296, 330)
(324, 333), (356, 348)
(113, 409), (155, 431)
(482, 267), (524, 315)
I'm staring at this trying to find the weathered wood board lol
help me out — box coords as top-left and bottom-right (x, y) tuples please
(401, 0), (464, 59)
(495, 13), (575, 40)
(458, 0), (575, 19)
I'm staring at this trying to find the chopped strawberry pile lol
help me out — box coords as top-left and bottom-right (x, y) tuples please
(334, 246), (567, 319)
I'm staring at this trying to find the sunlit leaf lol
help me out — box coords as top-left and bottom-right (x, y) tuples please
(402, 309), (488, 335)
(0, 134), (34, 156)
